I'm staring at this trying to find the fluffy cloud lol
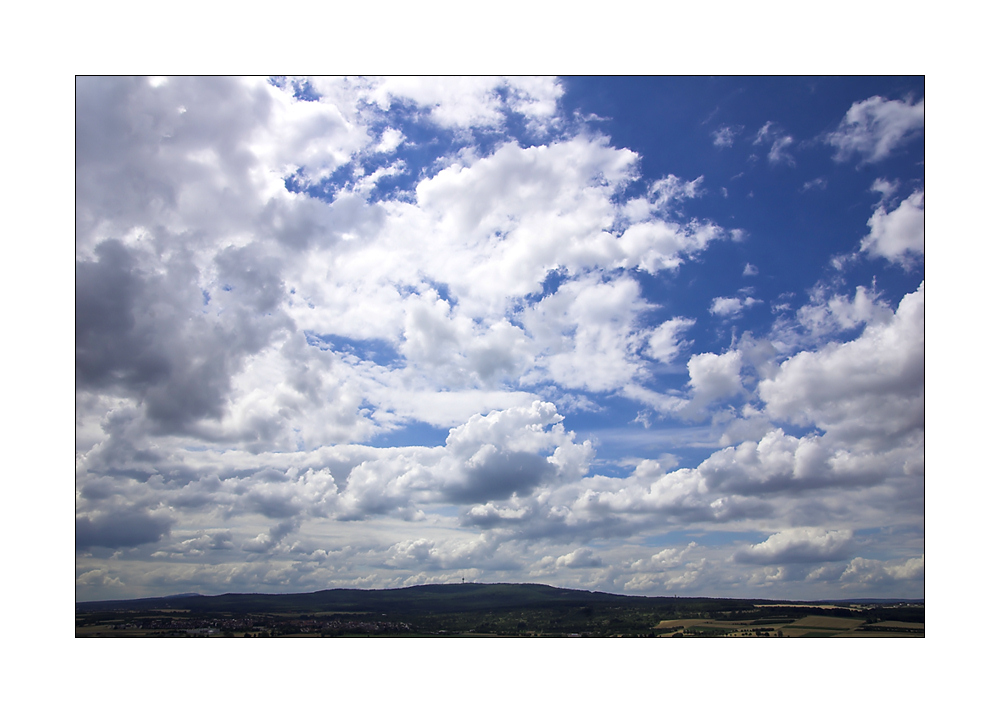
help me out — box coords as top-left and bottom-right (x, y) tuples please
(521, 274), (653, 392)
(862, 190), (924, 265)
(529, 547), (605, 575)
(384, 536), (500, 572)
(840, 555), (924, 585)
(826, 95), (924, 163)
(687, 350), (743, 404)
(700, 429), (833, 494)
(645, 317), (695, 365)
(791, 284), (894, 343)
(346, 76), (564, 133)
(710, 294), (760, 319)
(760, 284), (924, 449)
(734, 528), (854, 564)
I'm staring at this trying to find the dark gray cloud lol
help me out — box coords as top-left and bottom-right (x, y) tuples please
(449, 450), (555, 504)
(76, 240), (157, 390)
(76, 509), (173, 550)
(76, 238), (292, 437)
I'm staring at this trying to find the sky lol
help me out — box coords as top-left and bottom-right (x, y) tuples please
(75, 76), (924, 602)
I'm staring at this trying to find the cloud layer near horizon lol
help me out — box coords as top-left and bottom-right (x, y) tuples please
(76, 77), (924, 601)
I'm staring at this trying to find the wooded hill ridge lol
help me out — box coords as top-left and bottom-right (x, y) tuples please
(76, 582), (923, 617)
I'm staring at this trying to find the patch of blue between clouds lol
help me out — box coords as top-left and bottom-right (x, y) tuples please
(284, 164), (356, 200)
(423, 279), (457, 308)
(368, 420), (452, 449)
(268, 76), (321, 102)
(529, 267), (572, 304)
(563, 399), (713, 473)
(305, 331), (401, 367)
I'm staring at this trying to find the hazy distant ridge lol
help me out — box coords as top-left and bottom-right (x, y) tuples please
(75, 582), (920, 615)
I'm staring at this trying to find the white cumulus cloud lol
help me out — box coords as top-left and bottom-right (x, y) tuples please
(826, 95), (924, 163)
(734, 528), (855, 565)
(710, 294), (760, 318)
(862, 190), (924, 266)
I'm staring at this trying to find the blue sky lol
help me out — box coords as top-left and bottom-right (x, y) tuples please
(75, 76), (924, 601)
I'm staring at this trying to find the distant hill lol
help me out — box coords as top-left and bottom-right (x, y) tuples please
(77, 582), (669, 614)
(76, 582), (917, 616)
